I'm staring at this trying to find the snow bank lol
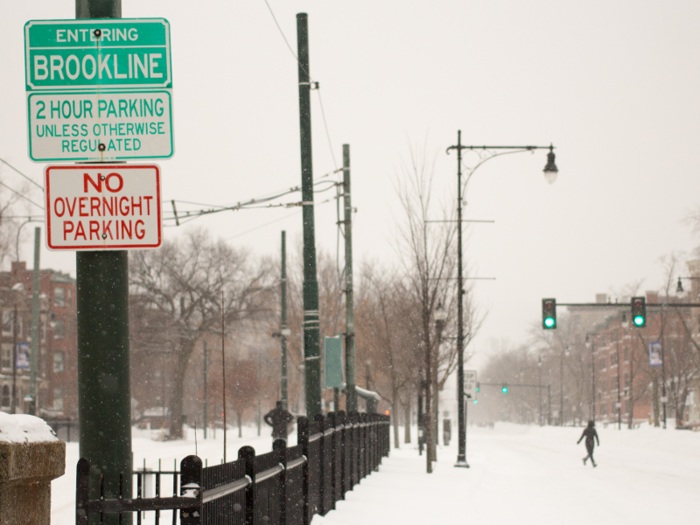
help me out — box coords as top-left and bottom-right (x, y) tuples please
(0, 412), (58, 444)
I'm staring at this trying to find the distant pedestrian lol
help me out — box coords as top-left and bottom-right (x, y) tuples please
(577, 420), (600, 467)
(264, 401), (294, 441)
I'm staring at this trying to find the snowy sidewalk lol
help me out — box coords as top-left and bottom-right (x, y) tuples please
(51, 423), (700, 524)
(314, 423), (700, 525)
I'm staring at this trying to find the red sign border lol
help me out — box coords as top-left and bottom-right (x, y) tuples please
(45, 164), (162, 251)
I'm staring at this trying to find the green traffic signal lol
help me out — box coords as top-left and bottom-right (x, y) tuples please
(631, 297), (646, 328)
(473, 399), (478, 404)
(501, 383), (508, 393)
(542, 299), (557, 330)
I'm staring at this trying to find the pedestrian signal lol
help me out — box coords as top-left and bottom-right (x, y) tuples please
(542, 298), (557, 329)
(631, 297), (646, 327)
(501, 383), (508, 394)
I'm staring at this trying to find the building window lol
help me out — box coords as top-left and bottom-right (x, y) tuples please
(1, 385), (9, 408)
(67, 288), (73, 307)
(2, 311), (12, 336)
(53, 387), (64, 411)
(53, 319), (66, 339)
(53, 352), (65, 373)
(54, 287), (66, 307)
(1, 345), (11, 370)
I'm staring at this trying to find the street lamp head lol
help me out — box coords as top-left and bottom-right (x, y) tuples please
(621, 312), (629, 329)
(676, 277), (685, 297)
(435, 301), (447, 322)
(543, 145), (558, 185)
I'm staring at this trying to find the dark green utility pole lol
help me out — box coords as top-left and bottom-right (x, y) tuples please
(76, 2), (132, 522)
(280, 231), (289, 409)
(203, 340), (208, 439)
(343, 145), (357, 413)
(29, 227), (40, 415)
(296, 13), (321, 417)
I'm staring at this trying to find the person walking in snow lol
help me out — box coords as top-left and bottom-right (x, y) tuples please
(577, 420), (600, 467)
(264, 401), (294, 441)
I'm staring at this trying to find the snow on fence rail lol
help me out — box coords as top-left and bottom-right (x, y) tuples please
(75, 411), (390, 524)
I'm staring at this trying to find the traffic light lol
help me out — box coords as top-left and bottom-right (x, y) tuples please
(542, 298), (557, 330)
(501, 383), (508, 393)
(473, 399), (478, 404)
(631, 296), (646, 327)
(476, 382), (480, 393)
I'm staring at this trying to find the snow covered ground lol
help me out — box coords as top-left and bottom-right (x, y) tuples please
(52, 422), (700, 524)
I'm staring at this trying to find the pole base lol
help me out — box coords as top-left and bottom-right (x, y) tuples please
(454, 459), (470, 468)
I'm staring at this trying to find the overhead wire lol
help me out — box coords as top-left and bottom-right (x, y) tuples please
(0, 157), (44, 191)
(0, 180), (44, 210)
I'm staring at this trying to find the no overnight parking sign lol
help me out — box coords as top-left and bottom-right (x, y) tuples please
(44, 164), (162, 250)
(24, 19), (173, 162)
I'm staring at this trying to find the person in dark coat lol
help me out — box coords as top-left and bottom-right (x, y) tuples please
(577, 420), (600, 467)
(264, 401), (294, 440)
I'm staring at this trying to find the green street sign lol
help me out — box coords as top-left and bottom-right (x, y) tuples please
(24, 19), (172, 91)
(24, 19), (174, 162)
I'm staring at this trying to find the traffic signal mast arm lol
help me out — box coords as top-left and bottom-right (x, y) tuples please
(553, 302), (700, 307)
(477, 382), (549, 389)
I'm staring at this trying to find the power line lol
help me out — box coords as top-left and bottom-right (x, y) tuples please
(226, 210), (301, 241)
(0, 158), (44, 191)
(0, 180), (44, 210)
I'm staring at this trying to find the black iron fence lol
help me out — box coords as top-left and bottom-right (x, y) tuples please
(76, 411), (390, 524)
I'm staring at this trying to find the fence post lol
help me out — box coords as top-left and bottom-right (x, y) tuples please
(298, 416), (310, 525)
(328, 412), (337, 510)
(239, 446), (256, 525)
(180, 455), (203, 525)
(313, 413), (325, 515)
(352, 412), (358, 483)
(337, 410), (346, 500)
(75, 458), (90, 525)
(273, 439), (287, 525)
(360, 413), (367, 480)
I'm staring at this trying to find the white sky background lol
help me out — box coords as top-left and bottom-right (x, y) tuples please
(2, 0), (700, 366)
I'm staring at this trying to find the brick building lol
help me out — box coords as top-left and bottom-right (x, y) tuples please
(0, 261), (77, 418)
(581, 284), (700, 428)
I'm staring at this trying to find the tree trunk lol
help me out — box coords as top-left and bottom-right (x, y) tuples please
(391, 387), (399, 448)
(404, 396), (411, 444)
(169, 352), (188, 439)
(652, 369), (660, 427)
(237, 411), (243, 438)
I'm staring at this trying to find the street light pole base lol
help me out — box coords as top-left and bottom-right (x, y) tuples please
(454, 459), (470, 468)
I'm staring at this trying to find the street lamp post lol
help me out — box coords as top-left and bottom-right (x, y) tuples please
(434, 303), (447, 451)
(538, 355), (543, 426)
(560, 346), (570, 426)
(446, 132), (558, 467)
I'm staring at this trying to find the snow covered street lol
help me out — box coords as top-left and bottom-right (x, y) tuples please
(52, 423), (700, 524)
(315, 423), (700, 525)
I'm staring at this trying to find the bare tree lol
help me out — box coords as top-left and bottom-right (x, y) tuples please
(392, 142), (483, 469)
(129, 228), (274, 439)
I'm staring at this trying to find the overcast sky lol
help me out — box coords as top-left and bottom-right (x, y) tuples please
(2, 0), (700, 366)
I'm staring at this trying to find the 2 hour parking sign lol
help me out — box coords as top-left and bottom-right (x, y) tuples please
(25, 19), (174, 162)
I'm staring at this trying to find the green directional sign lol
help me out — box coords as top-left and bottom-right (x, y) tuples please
(24, 18), (174, 162)
(24, 19), (172, 91)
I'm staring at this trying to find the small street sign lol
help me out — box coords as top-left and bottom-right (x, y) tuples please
(16, 343), (30, 369)
(464, 370), (477, 399)
(649, 341), (662, 367)
(44, 164), (162, 250)
(25, 19), (173, 162)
